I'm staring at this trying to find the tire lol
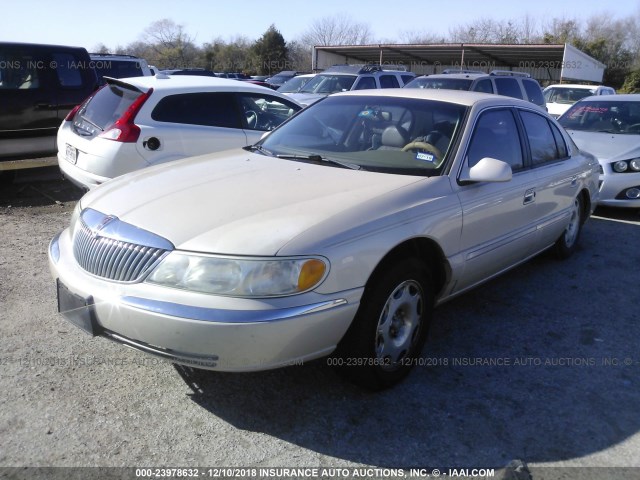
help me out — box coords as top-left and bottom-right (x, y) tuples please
(555, 194), (584, 259)
(334, 257), (433, 390)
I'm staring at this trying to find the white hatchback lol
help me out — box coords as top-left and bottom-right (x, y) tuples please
(57, 75), (301, 190)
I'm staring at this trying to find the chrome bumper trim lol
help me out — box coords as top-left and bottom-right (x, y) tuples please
(120, 296), (349, 324)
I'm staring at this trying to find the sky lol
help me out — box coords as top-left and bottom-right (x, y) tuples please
(2, 0), (639, 51)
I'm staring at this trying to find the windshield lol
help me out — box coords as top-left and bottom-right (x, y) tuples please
(257, 95), (467, 176)
(544, 87), (595, 104)
(298, 74), (357, 94)
(559, 100), (640, 134)
(278, 76), (311, 93)
(404, 77), (473, 91)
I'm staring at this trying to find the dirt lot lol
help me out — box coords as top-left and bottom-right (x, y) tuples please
(1, 167), (639, 479)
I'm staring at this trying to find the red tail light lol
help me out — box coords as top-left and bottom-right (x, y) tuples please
(64, 104), (82, 121)
(99, 88), (154, 143)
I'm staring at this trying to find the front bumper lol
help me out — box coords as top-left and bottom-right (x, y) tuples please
(598, 171), (640, 208)
(49, 229), (361, 371)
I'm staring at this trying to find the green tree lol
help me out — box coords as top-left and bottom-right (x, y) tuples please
(621, 69), (640, 93)
(253, 25), (288, 75)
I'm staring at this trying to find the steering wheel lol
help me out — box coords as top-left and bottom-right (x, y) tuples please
(245, 110), (258, 129)
(402, 141), (443, 163)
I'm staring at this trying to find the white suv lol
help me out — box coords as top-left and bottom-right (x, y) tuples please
(57, 75), (301, 189)
(289, 65), (415, 106)
(543, 84), (616, 118)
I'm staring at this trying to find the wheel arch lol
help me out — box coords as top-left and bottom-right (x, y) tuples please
(367, 237), (450, 299)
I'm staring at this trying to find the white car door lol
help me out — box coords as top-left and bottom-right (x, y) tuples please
(454, 108), (542, 293)
(137, 92), (247, 166)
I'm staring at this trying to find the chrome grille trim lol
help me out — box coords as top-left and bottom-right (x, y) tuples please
(72, 208), (173, 283)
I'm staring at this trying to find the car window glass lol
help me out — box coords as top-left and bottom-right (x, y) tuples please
(379, 75), (400, 89)
(520, 110), (560, 165)
(401, 74), (415, 85)
(237, 94), (300, 131)
(494, 77), (523, 99)
(467, 109), (523, 171)
(151, 92), (242, 129)
(522, 79), (545, 106)
(353, 76), (376, 90)
(550, 122), (568, 158)
(472, 79), (493, 93)
(53, 53), (83, 87)
(0, 50), (40, 89)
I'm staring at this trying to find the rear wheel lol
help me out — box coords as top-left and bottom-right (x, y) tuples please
(555, 195), (584, 259)
(334, 257), (433, 390)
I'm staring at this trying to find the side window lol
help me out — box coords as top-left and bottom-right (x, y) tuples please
(401, 74), (415, 85)
(53, 53), (83, 87)
(550, 122), (569, 158)
(520, 111), (561, 165)
(467, 109), (523, 171)
(494, 77), (523, 99)
(237, 93), (299, 131)
(151, 92), (242, 128)
(522, 79), (545, 106)
(0, 50), (40, 89)
(353, 76), (376, 90)
(379, 75), (400, 89)
(472, 79), (494, 93)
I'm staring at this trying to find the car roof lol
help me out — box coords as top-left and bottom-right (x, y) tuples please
(419, 73), (487, 80)
(575, 94), (640, 102)
(544, 84), (609, 90)
(108, 75), (301, 102)
(332, 87), (538, 109)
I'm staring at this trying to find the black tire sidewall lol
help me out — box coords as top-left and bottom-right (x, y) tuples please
(334, 257), (433, 390)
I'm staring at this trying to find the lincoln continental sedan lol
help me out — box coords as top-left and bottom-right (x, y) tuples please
(49, 89), (599, 390)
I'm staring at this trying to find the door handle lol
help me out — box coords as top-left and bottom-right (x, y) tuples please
(523, 189), (536, 205)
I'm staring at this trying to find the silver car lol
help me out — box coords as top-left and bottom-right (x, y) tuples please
(558, 94), (640, 208)
(49, 89), (599, 390)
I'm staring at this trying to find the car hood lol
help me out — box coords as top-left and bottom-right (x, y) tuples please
(565, 130), (640, 162)
(79, 151), (433, 256)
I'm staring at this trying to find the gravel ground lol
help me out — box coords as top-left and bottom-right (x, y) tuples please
(1, 167), (639, 479)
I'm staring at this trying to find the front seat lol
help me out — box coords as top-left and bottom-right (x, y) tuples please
(377, 125), (409, 150)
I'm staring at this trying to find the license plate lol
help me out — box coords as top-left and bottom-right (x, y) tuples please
(65, 144), (78, 164)
(56, 279), (98, 336)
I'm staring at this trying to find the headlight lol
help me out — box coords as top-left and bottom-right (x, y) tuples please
(613, 161), (628, 173)
(146, 253), (328, 297)
(630, 159), (640, 171)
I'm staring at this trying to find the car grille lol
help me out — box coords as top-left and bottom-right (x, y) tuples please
(72, 208), (173, 283)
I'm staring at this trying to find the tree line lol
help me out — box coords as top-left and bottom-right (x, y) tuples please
(94, 12), (640, 91)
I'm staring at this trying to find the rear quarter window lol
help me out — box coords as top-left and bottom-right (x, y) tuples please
(379, 75), (400, 89)
(52, 53), (83, 87)
(151, 92), (242, 128)
(494, 77), (523, 99)
(522, 79), (545, 106)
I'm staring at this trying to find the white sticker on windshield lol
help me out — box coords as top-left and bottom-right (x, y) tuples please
(416, 152), (435, 162)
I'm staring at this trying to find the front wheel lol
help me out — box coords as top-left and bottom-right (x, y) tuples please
(334, 257), (433, 390)
(555, 195), (584, 259)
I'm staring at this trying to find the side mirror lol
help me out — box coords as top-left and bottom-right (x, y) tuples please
(460, 157), (512, 183)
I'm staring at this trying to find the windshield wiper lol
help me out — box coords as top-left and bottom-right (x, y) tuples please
(276, 153), (361, 170)
(78, 115), (103, 132)
(243, 144), (275, 156)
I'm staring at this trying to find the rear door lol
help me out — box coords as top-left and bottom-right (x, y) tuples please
(517, 108), (582, 248)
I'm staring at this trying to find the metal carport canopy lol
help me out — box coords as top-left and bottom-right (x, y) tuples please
(312, 43), (605, 83)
